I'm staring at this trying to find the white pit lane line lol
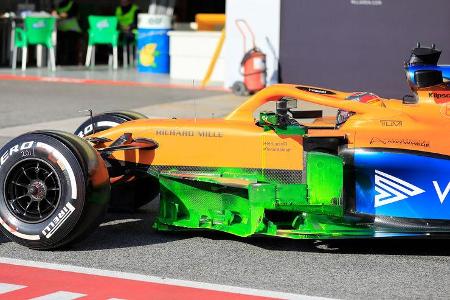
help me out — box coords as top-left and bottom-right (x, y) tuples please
(0, 257), (336, 300)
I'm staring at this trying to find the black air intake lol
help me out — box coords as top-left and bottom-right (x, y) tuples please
(414, 70), (443, 88)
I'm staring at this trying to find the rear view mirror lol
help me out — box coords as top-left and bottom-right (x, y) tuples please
(276, 98), (297, 111)
(402, 94), (417, 104)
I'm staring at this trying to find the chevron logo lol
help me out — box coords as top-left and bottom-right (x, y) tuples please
(374, 170), (425, 207)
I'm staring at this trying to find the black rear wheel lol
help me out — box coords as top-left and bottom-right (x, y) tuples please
(75, 111), (157, 212)
(75, 110), (147, 138)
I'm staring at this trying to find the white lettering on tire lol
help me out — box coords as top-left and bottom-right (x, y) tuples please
(77, 121), (120, 137)
(0, 141), (35, 166)
(41, 203), (76, 238)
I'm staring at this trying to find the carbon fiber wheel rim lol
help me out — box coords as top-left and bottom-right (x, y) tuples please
(4, 158), (61, 223)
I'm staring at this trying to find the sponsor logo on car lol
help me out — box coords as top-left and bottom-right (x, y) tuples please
(428, 92), (450, 104)
(155, 129), (224, 138)
(375, 170), (450, 207)
(428, 92), (450, 98)
(0, 141), (34, 166)
(433, 181), (450, 204)
(296, 86), (336, 95)
(369, 137), (429, 148)
(42, 203), (75, 238)
(380, 120), (402, 127)
(374, 170), (425, 207)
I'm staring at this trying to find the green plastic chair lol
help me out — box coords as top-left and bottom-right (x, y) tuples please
(13, 16), (56, 71)
(85, 16), (119, 70)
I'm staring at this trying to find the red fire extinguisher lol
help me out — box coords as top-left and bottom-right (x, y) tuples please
(232, 19), (267, 96)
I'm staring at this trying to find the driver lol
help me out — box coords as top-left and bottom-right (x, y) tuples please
(336, 92), (381, 127)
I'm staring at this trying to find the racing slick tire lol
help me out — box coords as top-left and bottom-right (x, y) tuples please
(75, 111), (157, 212)
(0, 132), (110, 250)
(75, 110), (148, 138)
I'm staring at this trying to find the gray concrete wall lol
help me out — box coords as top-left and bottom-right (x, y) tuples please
(279, 0), (450, 98)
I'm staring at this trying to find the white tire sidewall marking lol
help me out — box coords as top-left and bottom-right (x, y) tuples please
(77, 121), (120, 137)
(36, 142), (79, 239)
(36, 142), (77, 199)
(97, 121), (119, 128)
(0, 217), (40, 240)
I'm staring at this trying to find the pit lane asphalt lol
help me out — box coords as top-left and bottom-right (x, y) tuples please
(0, 80), (222, 128)
(0, 80), (450, 299)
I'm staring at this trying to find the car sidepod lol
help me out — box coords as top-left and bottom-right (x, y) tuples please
(351, 149), (450, 230)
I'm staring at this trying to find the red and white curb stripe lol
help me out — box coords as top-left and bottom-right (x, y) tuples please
(0, 283), (85, 300)
(0, 257), (334, 300)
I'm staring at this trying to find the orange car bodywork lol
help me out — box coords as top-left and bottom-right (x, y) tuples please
(92, 84), (450, 172)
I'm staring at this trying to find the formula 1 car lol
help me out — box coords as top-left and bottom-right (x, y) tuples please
(0, 44), (449, 249)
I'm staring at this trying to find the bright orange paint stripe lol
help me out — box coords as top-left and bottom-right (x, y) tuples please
(0, 74), (228, 92)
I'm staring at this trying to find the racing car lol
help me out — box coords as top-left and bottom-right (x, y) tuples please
(0, 44), (448, 249)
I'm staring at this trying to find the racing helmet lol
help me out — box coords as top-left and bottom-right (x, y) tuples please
(336, 92), (381, 127)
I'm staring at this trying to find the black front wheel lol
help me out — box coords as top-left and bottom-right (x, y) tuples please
(0, 132), (110, 249)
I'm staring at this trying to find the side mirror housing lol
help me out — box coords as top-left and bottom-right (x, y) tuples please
(259, 111), (279, 128)
(402, 94), (417, 104)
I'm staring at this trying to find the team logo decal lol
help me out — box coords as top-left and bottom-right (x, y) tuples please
(374, 170), (425, 207)
(433, 181), (450, 204)
(296, 86), (336, 95)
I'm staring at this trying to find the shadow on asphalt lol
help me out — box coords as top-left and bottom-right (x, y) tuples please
(2, 209), (450, 256)
(73, 211), (450, 256)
